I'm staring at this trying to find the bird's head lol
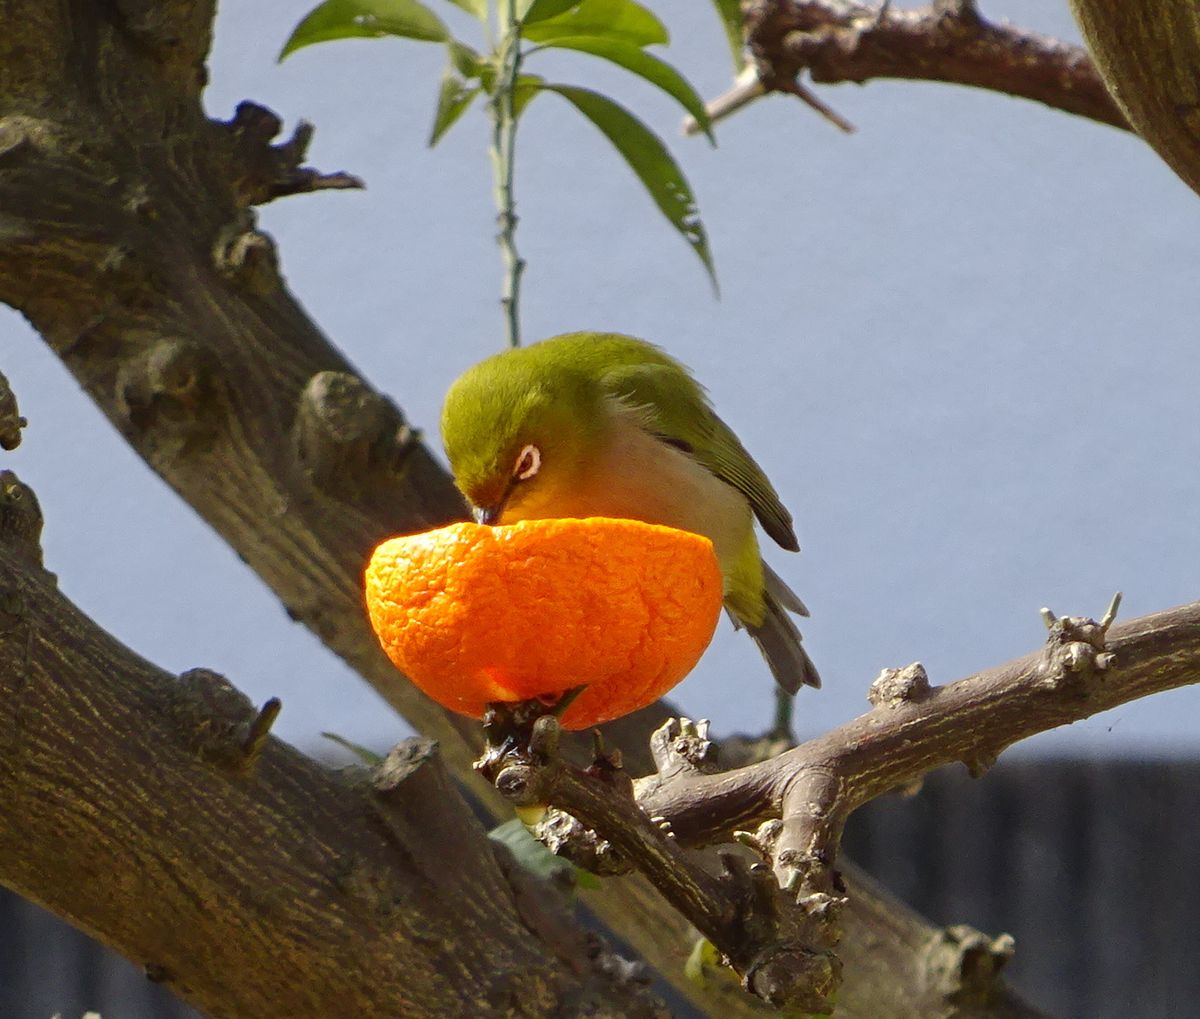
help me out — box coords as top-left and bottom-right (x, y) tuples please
(441, 346), (608, 524)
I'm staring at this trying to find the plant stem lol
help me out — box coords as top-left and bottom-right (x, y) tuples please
(490, 0), (525, 348)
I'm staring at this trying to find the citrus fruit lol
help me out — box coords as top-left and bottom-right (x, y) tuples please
(364, 518), (723, 729)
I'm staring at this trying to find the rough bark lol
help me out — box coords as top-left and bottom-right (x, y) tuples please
(1068, 0), (1200, 195)
(0, 471), (667, 1018)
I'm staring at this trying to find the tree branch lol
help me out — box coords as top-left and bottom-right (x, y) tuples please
(740, 0), (1128, 132)
(497, 599), (1197, 1009)
(1068, 0), (1200, 197)
(0, 471), (666, 1019)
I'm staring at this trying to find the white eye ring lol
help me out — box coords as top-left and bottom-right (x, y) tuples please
(514, 444), (541, 480)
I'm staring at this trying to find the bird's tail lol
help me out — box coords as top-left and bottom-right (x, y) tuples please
(745, 564), (820, 694)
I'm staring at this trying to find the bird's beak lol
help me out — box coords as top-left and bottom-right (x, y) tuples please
(473, 503), (503, 525)
(472, 479), (514, 525)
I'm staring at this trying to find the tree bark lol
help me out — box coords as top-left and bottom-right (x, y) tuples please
(1068, 0), (1200, 196)
(0, 471), (667, 1018)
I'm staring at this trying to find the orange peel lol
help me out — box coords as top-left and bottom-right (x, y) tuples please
(364, 517), (723, 729)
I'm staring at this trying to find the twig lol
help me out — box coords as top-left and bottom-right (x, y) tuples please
(240, 697), (283, 774)
(743, 0), (1129, 132)
(490, 0), (526, 349)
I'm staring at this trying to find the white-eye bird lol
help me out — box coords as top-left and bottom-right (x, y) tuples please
(440, 332), (819, 694)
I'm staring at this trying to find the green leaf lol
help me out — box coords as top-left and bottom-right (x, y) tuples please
(430, 69), (481, 145)
(448, 39), (486, 77)
(519, 0), (583, 23)
(545, 84), (715, 284)
(522, 0), (667, 47)
(512, 72), (546, 117)
(684, 937), (720, 986)
(320, 731), (384, 766)
(279, 0), (448, 61)
(534, 37), (713, 143)
(710, 0), (747, 71)
(488, 818), (598, 890)
(444, 0), (488, 19)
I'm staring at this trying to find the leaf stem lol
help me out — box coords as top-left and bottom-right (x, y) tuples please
(490, 0), (525, 348)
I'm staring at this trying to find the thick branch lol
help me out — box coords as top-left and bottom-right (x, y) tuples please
(743, 1), (1128, 132)
(0, 472), (665, 1019)
(1068, 0), (1200, 197)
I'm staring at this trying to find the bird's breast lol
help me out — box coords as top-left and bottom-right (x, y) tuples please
(504, 423), (752, 572)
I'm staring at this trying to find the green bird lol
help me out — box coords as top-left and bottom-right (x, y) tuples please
(440, 332), (820, 694)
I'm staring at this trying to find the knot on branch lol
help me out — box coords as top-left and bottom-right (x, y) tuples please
(1037, 594), (1120, 693)
(292, 371), (421, 498)
(868, 662), (931, 707)
(924, 923), (1015, 1006)
(372, 737), (441, 793)
(173, 668), (281, 775)
(715, 849), (842, 1012)
(214, 221), (280, 294)
(116, 337), (219, 452)
(0, 372), (27, 451)
(745, 940), (842, 1012)
(0, 470), (44, 568)
(223, 101), (364, 208)
(648, 716), (720, 778)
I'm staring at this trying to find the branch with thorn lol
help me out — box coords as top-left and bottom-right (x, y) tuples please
(684, 1), (1127, 138)
(480, 595), (1200, 1008)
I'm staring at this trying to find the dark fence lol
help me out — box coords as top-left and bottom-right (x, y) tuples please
(2, 758), (1196, 1018)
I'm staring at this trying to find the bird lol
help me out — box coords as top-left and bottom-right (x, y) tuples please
(440, 331), (820, 695)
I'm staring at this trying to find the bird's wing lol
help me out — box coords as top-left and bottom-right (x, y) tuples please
(601, 362), (800, 552)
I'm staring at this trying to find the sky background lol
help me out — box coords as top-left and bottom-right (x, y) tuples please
(2, 1), (1197, 758)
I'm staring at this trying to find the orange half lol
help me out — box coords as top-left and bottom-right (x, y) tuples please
(364, 518), (723, 729)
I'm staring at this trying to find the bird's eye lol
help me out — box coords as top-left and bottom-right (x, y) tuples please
(513, 444), (541, 481)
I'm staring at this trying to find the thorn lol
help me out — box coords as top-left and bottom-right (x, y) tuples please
(549, 683), (587, 720)
(1100, 591), (1122, 632)
(773, 76), (856, 134)
(240, 697), (281, 773)
(1040, 606), (1057, 629)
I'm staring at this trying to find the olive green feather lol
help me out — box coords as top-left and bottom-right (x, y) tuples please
(556, 333), (800, 553)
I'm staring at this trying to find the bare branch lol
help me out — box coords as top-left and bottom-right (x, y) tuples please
(742, 0), (1129, 132)
(499, 599), (1198, 1007)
